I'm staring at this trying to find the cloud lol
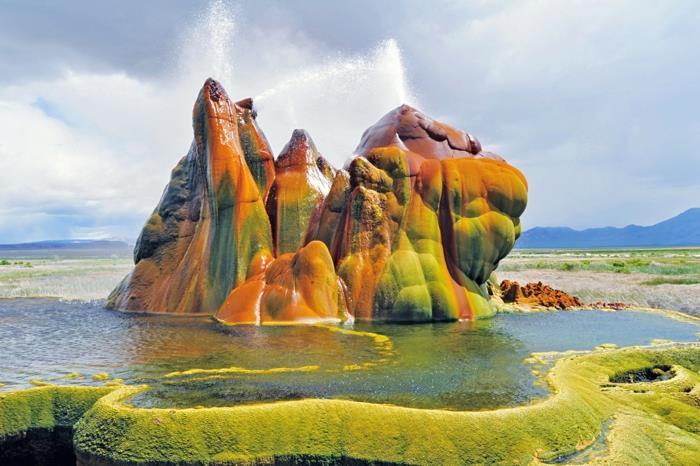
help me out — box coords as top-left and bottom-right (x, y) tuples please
(0, 0), (698, 242)
(0, 0), (418, 242)
(387, 0), (700, 228)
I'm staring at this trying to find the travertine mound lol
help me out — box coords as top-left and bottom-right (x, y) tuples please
(500, 280), (583, 309)
(109, 79), (528, 322)
(109, 79), (273, 314)
(217, 240), (347, 323)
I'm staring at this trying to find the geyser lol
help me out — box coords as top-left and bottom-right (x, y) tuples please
(108, 78), (527, 322)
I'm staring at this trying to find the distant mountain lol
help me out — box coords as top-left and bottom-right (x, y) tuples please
(517, 208), (700, 248)
(0, 239), (132, 251)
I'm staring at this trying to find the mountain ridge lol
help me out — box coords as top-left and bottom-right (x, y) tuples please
(0, 239), (132, 251)
(517, 208), (700, 248)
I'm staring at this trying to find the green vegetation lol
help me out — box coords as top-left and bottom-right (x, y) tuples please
(0, 259), (31, 267)
(500, 248), (700, 314)
(68, 346), (700, 465)
(503, 250), (700, 275)
(641, 277), (700, 286)
(91, 372), (111, 382)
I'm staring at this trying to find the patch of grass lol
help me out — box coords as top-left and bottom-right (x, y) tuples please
(0, 259), (32, 267)
(641, 277), (700, 286)
(560, 262), (577, 271)
(501, 248), (700, 276)
(0, 256), (133, 299)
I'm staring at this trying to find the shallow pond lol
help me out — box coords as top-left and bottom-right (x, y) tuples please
(0, 298), (697, 410)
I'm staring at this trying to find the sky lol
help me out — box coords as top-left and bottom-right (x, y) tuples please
(0, 0), (698, 243)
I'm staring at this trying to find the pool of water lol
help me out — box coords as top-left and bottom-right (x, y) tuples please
(0, 298), (697, 410)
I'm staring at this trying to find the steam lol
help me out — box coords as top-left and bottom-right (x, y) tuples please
(178, 0), (417, 164)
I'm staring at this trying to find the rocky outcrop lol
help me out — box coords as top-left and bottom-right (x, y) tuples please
(217, 240), (347, 323)
(234, 97), (276, 202)
(317, 106), (527, 321)
(109, 80), (528, 322)
(266, 129), (334, 256)
(108, 79), (273, 314)
(500, 280), (583, 309)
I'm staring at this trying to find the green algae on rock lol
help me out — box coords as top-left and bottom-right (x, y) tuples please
(266, 129), (335, 256)
(0, 386), (114, 441)
(0, 386), (114, 465)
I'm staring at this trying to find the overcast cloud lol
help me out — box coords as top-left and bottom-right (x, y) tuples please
(0, 0), (698, 243)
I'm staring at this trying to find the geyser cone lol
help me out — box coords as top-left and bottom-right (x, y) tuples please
(234, 97), (276, 202)
(111, 89), (527, 322)
(108, 78), (273, 314)
(266, 129), (335, 256)
(321, 104), (527, 321)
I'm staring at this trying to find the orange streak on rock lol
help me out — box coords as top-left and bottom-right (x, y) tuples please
(108, 79), (272, 314)
(216, 241), (346, 323)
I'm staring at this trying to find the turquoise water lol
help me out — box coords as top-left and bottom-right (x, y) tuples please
(0, 298), (697, 410)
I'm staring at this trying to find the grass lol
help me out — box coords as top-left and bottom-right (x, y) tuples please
(499, 247), (700, 315)
(641, 277), (700, 286)
(505, 255), (700, 275)
(0, 255), (132, 299)
(0, 259), (32, 267)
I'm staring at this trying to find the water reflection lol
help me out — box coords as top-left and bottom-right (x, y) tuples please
(0, 299), (697, 411)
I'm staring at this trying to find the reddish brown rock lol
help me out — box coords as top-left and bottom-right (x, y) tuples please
(354, 104), (482, 162)
(500, 280), (583, 310)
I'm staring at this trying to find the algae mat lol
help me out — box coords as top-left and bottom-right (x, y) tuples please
(2, 346), (699, 465)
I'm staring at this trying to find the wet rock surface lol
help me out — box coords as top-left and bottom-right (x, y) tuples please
(109, 79), (528, 322)
(266, 129), (334, 256)
(108, 79), (273, 314)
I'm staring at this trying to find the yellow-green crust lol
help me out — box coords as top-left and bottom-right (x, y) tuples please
(68, 345), (700, 465)
(0, 385), (114, 440)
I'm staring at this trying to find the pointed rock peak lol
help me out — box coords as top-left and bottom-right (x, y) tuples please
(193, 78), (236, 134)
(235, 97), (258, 119)
(277, 129), (323, 169)
(203, 78), (229, 103)
(235, 97), (254, 109)
(289, 128), (315, 148)
(354, 104), (482, 160)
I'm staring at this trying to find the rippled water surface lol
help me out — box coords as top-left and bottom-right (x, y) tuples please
(0, 298), (697, 410)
